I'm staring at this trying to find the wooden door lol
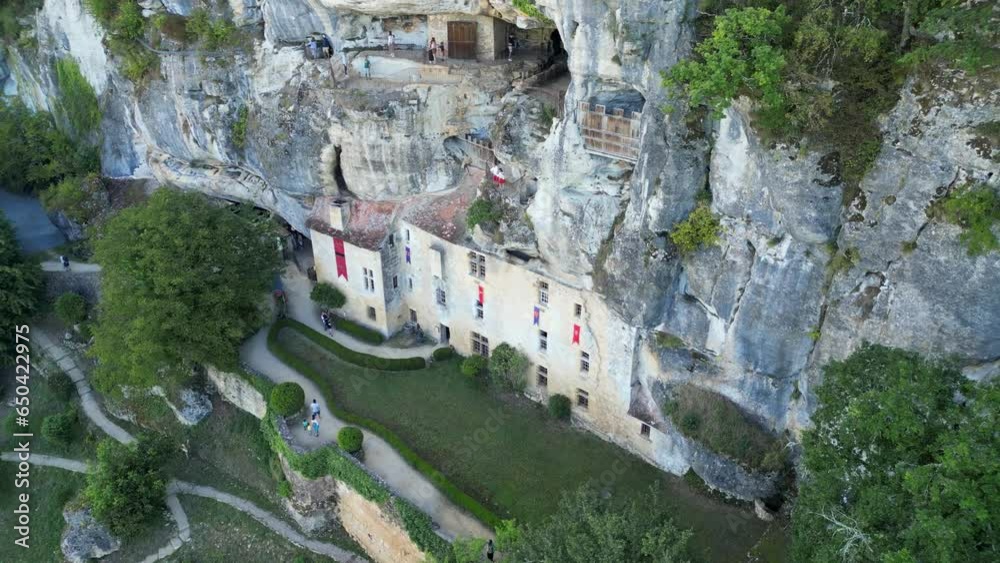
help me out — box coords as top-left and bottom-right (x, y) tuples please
(447, 21), (477, 60)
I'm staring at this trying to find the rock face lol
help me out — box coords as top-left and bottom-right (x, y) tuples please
(61, 508), (121, 563)
(205, 366), (268, 419)
(9, 0), (999, 497)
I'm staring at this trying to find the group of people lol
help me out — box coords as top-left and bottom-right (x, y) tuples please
(302, 399), (322, 437)
(489, 164), (506, 186)
(428, 36), (446, 63)
(320, 310), (336, 334)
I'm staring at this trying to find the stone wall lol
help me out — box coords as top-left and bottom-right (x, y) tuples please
(204, 366), (269, 419)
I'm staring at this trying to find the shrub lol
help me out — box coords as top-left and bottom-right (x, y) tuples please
(931, 183), (1000, 256)
(277, 481), (292, 498)
(460, 355), (488, 378)
(231, 105), (249, 149)
(115, 41), (159, 84)
(40, 174), (106, 225)
(54, 58), (101, 136)
(111, 0), (144, 41)
(54, 292), (88, 326)
(670, 204), (721, 255)
(331, 315), (385, 345)
(82, 0), (118, 26)
(187, 9), (237, 50)
(511, 0), (551, 23)
(337, 426), (364, 454)
(666, 384), (785, 472)
(654, 331), (685, 349)
(488, 343), (529, 392)
(41, 409), (76, 445)
(87, 434), (172, 537)
(270, 382), (305, 417)
(311, 282), (346, 309)
(466, 197), (502, 230)
(548, 394), (571, 420)
(432, 346), (456, 361)
(47, 371), (76, 402)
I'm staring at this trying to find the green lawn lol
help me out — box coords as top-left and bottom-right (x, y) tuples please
(277, 326), (781, 562)
(0, 465), (86, 562)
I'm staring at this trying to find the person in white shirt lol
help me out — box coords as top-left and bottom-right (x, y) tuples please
(387, 31), (395, 57)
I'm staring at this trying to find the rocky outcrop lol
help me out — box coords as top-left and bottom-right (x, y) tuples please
(205, 366), (268, 419)
(61, 508), (121, 563)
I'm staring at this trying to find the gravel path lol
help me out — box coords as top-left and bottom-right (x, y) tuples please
(0, 452), (88, 473)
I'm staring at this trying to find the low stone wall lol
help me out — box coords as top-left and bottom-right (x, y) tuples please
(205, 366), (268, 419)
(43, 270), (101, 303)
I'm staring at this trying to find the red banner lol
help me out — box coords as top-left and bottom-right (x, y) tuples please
(572, 324), (580, 344)
(478, 285), (484, 304)
(334, 238), (348, 280)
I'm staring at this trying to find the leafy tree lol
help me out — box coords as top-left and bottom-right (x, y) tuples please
(311, 282), (346, 309)
(270, 382), (305, 417)
(54, 292), (88, 326)
(111, 0), (144, 41)
(488, 343), (529, 392)
(90, 189), (282, 393)
(41, 408), (76, 445)
(0, 100), (99, 194)
(40, 174), (107, 225)
(792, 344), (999, 562)
(86, 434), (173, 538)
(0, 213), (44, 366)
(503, 484), (693, 562)
(670, 204), (721, 254)
(0, 0), (42, 40)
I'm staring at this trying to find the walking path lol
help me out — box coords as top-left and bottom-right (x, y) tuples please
(168, 481), (369, 562)
(0, 452), (88, 473)
(241, 326), (493, 541)
(41, 260), (102, 273)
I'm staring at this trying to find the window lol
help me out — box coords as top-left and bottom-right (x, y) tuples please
(408, 277), (413, 290)
(576, 389), (589, 409)
(410, 309), (417, 322)
(367, 306), (376, 321)
(539, 330), (548, 352)
(580, 351), (590, 373)
(640, 423), (651, 439)
(392, 275), (398, 289)
(436, 288), (447, 306)
(363, 268), (375, 292)
(469, 251), (486, 278)
(388, 234), (395, 247)
(475, 300), (484, 319)
(537, 366), (548, 387)
(574, 303), (582, 318)
(538, 281), (549, 306)
(405, 228), (411, 241)
(471, 332), (489, 357)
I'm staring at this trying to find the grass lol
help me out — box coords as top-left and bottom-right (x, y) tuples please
(655, 330), (686, 349)
(273, 325), (778, 562)
(665, 385), (786, 473)
(273, 318), (423, 371)
(929, 183), (1000, 256)
(0, 465), (86, 562)
(165, 495), (338, 562)
(54, 58), (101, 136)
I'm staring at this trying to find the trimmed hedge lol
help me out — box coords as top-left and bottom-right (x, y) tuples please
(267, 321), (499, 528)
(548, 394), (571, 420)
(262, 415), (451, 558)
(461, 355), (487, 378)
(432, 346), (456, 361)
(331, 315), (385, 345)
(338, 426), (364, 454)
(273, 318), (424, 371)
(270, 382), (305, 417)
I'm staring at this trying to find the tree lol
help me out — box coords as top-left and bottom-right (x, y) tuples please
(54, 292), (88, 326)
(792, 344), (999, 562)
(488, 343), (529, 392)
(270, 382), (305, 417)
(503, 484), (693, 562)
(90, 189), (282, 393)
(311, 282), (346, 309)
(86, 434), (173, 537)
(0, 213), (44, 366)
(41, 409), (76, 446)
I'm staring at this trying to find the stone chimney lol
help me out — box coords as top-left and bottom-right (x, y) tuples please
(329, 199), (348, 231)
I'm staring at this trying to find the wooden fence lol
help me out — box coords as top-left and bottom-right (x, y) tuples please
(463, 134), (496, 169)
(577, 102), (641, 162)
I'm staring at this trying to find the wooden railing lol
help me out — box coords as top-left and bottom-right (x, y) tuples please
(577, 102), (641, 162)
(463, 134), (496, 169)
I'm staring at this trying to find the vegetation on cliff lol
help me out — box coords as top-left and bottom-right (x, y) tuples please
(794, 344), (999, 562)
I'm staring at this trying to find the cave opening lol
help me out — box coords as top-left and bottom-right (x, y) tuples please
(332, 145), (350, 194)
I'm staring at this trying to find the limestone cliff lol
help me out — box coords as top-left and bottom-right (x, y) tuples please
(4, 0), (997, 496)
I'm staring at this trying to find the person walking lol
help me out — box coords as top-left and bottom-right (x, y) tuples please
(363, 56), (372, 79)
(486, 539), (495, 561)
(507, 34), (514, 61)
(311, 399), (321, 420)
(386, 31), (395, 57)
(60, 255), (70, 270)
(428, 37), (437, 64)
(302, 418), (310, 432)
(311, 418), (320, 437)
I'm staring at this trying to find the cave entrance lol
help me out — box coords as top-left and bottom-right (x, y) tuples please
(332, 145), (350, 194)
(550, 28), (564, 57)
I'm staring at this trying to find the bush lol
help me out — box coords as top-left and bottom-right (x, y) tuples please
(47, 371), (76, 402)
(54, 58), (101, 136)
(488, 343), (529, 392)
(432, 346), (456, 361)
(311, 282), (346, 309)
(654, 331), (685, 349)
(231, 105), (249, 149)
(270, 382), (305, 417)
(548, 394), (571, 420)
(40, 174), (106, 225)
(54, 292), (88, 326)
(467, 197), (502, 230)
(931, 183), (1000, 256)
(273, 319), (424, 371)
(337, 426), (364, 454)
(277, 481), (292, 498)
(87, 434), (172, 537)
(41, 409), (76, 445)
(331, 315), (384, 345)
(670, 204), (721, 255)
(111, 0), (144, 41)
(460, 355), (488, 378)
(187, 9), (237, 50)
